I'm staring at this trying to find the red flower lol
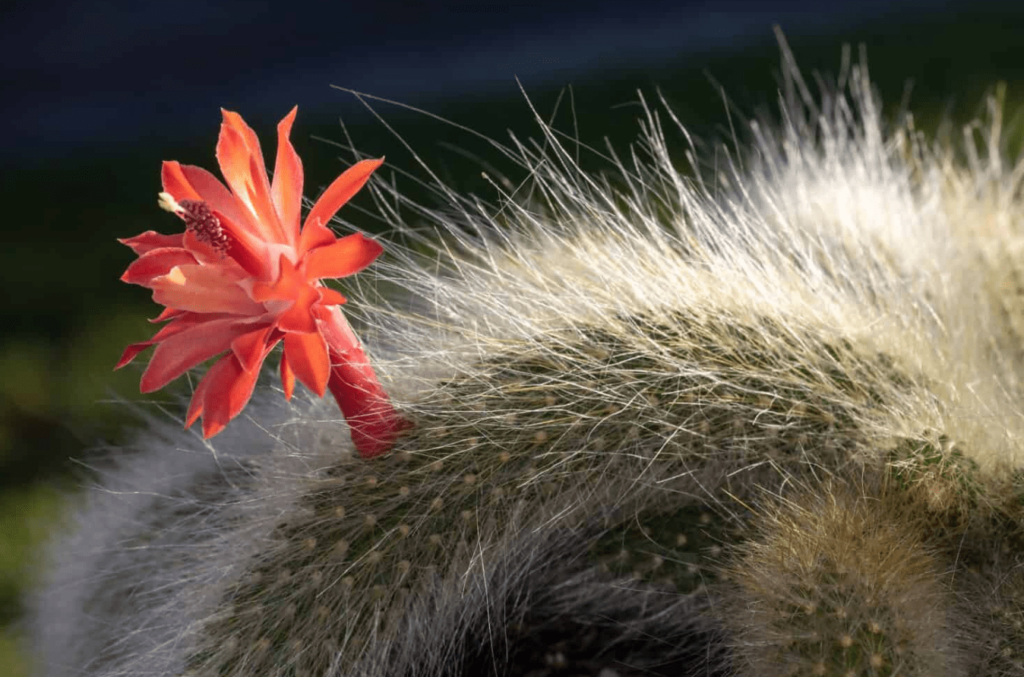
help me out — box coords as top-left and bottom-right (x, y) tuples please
(116, 107), (410, 458)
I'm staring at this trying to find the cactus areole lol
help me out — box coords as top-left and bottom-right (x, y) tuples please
(115, 107), (410, 457)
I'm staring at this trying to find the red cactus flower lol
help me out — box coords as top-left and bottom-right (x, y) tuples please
(116, 107), (410, 458)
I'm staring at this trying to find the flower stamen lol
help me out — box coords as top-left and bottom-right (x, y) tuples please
(157, 191), (182, 214)
(178, 199), (231, 255)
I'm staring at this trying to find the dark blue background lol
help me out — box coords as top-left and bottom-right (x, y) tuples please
(4, 0), (973, 164)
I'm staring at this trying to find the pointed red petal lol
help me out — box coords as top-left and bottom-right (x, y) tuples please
(297, 217), (337, 257)
(139, 317), (268, 392)
(284, 330), (330, 397)
(231, 324), (275, 372)
(120, 247), (197, 286)
(271, 106), (304, 247)
(280, 349), (295, 400)
(115, 340), (155, 370)
(151, 264), (265, 315)
(317, 286), (347, 306)
(250, 253), (303, 303)
(276, 286), (321, 332)
(302, 158), (383, 238)
(198, 339), (279, 438)
(150, 312), (224, 341)
(119, 231), (185, 255)
(161, 161), (204, 202)
(249, 152), (288, 241)
(184, 374), (208, 430)
(250, 255), (321, 333)
(146, 312), (213, 340)
(117, 312), (230, 370)
(149, 307), (186, 323)
(183, 352), (238, 437)
(304, 232), (383, 280)
(217, 110), (286, 244)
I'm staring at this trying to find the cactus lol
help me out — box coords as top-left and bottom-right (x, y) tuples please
(23, 33), (1024, 676)
(718, 478), (965, 676)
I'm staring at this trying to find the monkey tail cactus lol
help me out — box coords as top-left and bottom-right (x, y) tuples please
(23, 33), (1024, 676)
(718, 478), (965, 676)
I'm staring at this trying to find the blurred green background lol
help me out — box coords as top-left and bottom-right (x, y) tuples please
(5, 1), (1024, 674)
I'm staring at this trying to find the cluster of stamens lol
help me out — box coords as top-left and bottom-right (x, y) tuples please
(177, 199), (231, 255)
(158, 192), (231, 256)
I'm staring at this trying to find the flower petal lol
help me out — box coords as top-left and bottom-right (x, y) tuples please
(150, 307), (186, 323)
(115, 340), (156, 370)
(189, 337), (280, 438)
(151, 264), (265, 315)
(302, 158), (383, 237)
(231, 324), (276, 372)
(140, 316), (270, 393)
(161, 161), (204, 202)
(297, 215), (337, 257)
(304, 232), (383, 280)
(184, 374), (208, 430)
(201, 353), (263, 438)
(284, 330), (330, 397)
(250, 253), (303, 302)
(271, 106), (304, 247)
(280, 348), (295, 400)
(121, 247), (197, 286)
(251, 255), (321, 333)
(183, 353), (238, 436)
(277, 286), (321, 332)
(317, 286), (347, 306)
(119, 231), (185, 255)
(217, 110), (287, 244)
(115, 312), (233, 370)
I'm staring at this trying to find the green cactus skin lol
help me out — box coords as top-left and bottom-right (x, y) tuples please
(717, 483), (964, 677)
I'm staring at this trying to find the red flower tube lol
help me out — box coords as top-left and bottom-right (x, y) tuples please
(116, 107), (410, 458)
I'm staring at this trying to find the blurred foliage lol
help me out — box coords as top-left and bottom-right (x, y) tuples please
(6, 5), (1024, 675)
(0, 486), (67, 677)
